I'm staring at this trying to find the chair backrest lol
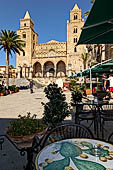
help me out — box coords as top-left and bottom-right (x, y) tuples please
(101, 104), (113, 111)
(41, 123), (93, 149)
(107, 132), (113, 144)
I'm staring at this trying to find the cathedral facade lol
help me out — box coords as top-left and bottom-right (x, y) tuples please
(16, 3), (86, 79)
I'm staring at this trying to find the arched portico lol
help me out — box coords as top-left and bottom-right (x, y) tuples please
(56, 61), (66, 77)
(44, 61), (55, 77)
(33, 62), (42, 77)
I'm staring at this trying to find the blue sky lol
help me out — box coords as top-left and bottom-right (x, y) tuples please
(0, 0), (92, 67)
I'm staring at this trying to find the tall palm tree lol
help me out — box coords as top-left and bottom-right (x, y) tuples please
(82, 52), (90, 84)
(84, 0), (95, 17)
(82, 52), (90, 70)
(0, 30), (24, 88)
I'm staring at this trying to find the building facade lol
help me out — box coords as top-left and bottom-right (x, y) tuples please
(16, 3), (86, 79)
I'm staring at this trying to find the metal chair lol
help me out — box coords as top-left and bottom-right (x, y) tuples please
(100, 104), (113, 139)
(40, 123), (94, 149)
(75, 104), (97, 134)
(107, 131), (113, 144)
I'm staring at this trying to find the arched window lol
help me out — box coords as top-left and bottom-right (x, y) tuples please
(74, 47), (77, 52)
(73, 28), (75, 33)
(74, 38), (77, 43)
(74, 15), (77, 20)
(74, 38), (76, 43)
(23, 34), (26, 38)
(73, 28), (77, 33)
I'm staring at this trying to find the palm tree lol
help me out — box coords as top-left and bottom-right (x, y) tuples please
(82, 52), (90, 84)
(0, 30), (24, 88)
(84, 0), (95, 17)
(82, 52), (90, 70)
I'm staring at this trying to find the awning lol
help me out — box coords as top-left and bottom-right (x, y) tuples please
(82, 61), (113, 77)
(77, 0), (113, 44)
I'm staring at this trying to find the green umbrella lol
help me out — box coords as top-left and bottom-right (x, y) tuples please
(101, 61), (113, 66)
(82, 62), (113, 77)
(77, 0), (113, 44)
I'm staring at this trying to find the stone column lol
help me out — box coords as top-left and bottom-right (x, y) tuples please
(29, 64), (33, 79)
(42, 64), (44, 77)
(17, 65), (21, 78)
(23, 66), (26, 78)
(54, 65), (57, 77)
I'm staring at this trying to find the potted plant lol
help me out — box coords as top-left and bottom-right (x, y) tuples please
(6, 112), (48, 147)
(71, 90), (82, 106)
(15, 87), (19, 93)
(84, 87), (91, 95)
(42, 83), (70, 128)
(71, 89), (83, 113)
(0, 88), (5, 96)
(9, 85), (15, 94)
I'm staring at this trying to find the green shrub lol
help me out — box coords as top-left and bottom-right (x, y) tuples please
(42, 83), (70, 127)
(7, 112), (47, 136)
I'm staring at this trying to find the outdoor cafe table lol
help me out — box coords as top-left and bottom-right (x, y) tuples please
(35, 138), (113, 170)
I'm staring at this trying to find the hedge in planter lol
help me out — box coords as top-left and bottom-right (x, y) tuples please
(42, 83), (70, 128)
(6, 112), (47, 147)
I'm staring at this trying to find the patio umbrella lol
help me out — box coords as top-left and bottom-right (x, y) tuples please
(82, 62), (113, 77)
(77, 0), (113, 45)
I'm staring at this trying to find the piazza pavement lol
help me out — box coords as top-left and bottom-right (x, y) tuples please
(0, 87), (72, 170)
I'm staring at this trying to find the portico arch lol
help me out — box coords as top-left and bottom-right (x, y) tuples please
(33, 62), (42, 77)
(56, 61), (66, 77)
(44, 61), (55, 77)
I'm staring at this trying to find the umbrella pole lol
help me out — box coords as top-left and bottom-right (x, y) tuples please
(90, 67), (92, 95)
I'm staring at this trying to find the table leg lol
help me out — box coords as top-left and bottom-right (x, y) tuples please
(24, 148), (34, 170)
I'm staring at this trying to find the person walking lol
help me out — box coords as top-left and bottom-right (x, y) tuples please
(106, 74), (113, 99)
(102, 73), (107, 91)
(29, 80), (33, 93)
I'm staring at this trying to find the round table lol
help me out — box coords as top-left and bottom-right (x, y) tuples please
(35, 138), (113, 170)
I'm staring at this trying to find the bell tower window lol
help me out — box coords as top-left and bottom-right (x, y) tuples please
(74, 28), (77, 33)
(23, 34), (26, 38)
(74, 15), (77, 20)
(74, 47), (77, 52)
(24, 23), (26, 27)
(33, 34), (35, 40)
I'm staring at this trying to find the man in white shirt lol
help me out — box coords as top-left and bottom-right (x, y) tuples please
(107, 74), (113, 99)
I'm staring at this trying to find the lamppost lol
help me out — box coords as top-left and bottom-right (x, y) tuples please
(89, 62), (92, 95)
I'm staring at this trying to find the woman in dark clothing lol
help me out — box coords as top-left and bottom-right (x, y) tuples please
(29, 80), (33, 93)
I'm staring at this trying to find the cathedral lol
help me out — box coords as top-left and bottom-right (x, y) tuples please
(16, 3), (86, 81)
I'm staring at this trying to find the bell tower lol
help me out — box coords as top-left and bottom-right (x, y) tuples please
(17, 11), (38, 77)
(67, 4), (85, 74)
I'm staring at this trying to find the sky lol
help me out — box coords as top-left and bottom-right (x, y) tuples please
(0, 0), (92, 67)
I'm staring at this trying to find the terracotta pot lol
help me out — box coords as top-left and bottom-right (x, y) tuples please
(6, 128), (48, 148)
(85, 89), (91, 95)
(0, 93), (4, 96)
(10, 91), (14, 94)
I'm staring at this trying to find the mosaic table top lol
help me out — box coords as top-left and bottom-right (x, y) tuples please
(35, 138), (113, 170)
